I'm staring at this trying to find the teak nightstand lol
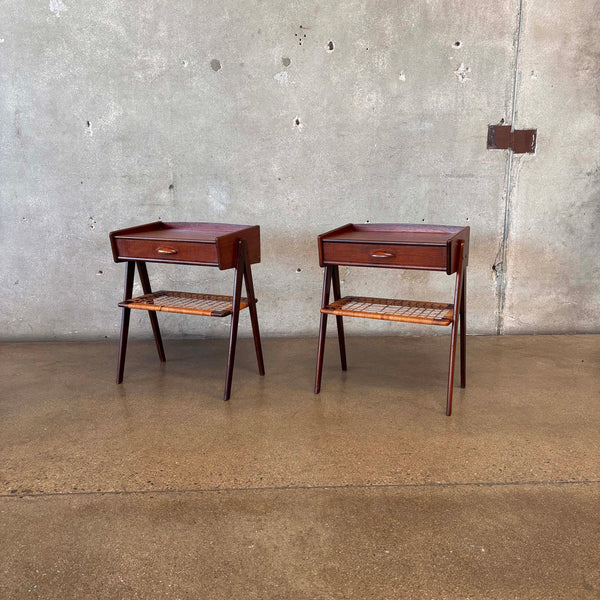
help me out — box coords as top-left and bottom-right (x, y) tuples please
(314, 223), (469, 415)
(109, 221), (265, 400)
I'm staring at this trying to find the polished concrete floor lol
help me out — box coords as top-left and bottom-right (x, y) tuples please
(1, 334), (599, 598)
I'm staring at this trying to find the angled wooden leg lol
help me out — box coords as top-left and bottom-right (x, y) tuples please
(446, 242), (465, 416)
(224, 240), (245, 400)
(242, 248), (265, 376)
(314, 266), (333, 394)
(460, 268), (467, 388)
(136, 261), (166, 363)
(447, 319), (459, 416)
(116, 261), (135, 384)
(331, 265), (347, 371)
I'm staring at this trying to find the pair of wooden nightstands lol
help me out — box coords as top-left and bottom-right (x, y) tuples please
(109, 222), (469, 414)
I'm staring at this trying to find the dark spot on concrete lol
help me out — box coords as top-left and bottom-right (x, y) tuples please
(327, 41), (335, 52)
(169, 183), (174, 190)
(299, 25), (303, 28)
(454, 41), (462, 48)
(97, 270), (103, 275)
(14, 109), (22, 138)
(296, 268), (302, 273)
(86, 121), (91, 127)
(282, 57), (291, 67)
(80, 181), (83, 184)
(14, 280), (19, 285)
(294, 118), (300, 126)
(210, 59), (221, 72)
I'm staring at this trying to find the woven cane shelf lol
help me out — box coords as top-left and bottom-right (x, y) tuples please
(119, 291), (249, 317)
(321, 296), (454, 326)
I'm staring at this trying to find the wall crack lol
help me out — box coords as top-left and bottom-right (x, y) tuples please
(495, 0), (525, 335)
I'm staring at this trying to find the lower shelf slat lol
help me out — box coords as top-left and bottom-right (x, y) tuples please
(119, 291), (249, 317)
(321, 296), (454, 326)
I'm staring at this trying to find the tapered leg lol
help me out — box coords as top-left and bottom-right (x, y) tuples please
(460, 269), (467, 388)
(446, 242), (465, 416)
(331, 265), (347, 371)
(242, 249), (265, 376)
(136, 261), (166, 363)
(314, 266), (333, 394)
(224, 241), (245, 400)
(446, 320), (459, 416)
(116, 261), (135, 384)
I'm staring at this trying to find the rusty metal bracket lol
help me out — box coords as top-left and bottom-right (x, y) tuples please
(487, 125), (537, 154)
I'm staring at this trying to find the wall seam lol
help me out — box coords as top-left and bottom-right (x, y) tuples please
(494, 0), (525, 335)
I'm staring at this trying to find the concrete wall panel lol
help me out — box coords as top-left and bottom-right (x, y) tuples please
(1, 1), (595, 340)
(501, 0), (600, 333)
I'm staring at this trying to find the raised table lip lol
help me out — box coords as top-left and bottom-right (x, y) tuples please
(110, 221), (259, 244)
(320, 223), (469, 246)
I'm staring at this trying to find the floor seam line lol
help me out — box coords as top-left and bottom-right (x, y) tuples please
(2, 478), (600, 499)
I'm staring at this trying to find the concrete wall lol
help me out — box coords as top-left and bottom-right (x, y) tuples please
(1, 0), (598, 341)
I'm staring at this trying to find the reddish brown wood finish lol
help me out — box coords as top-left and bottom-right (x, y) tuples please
(116, 238), (219, 267)
(460, 270), (467, 389)
(331, 265), (347, 371)
(110, 222), (260, 270)
(217, 227), (261, 270)
(318, 223), (469, 275)
(224, 240), (245, 401)
(111, 222), (264, 400)
(242, 244), (266, 377)
(322, 242), (447, 271)
(314, 266), (333, 394)
(136, 261), (166, 362)
(446, 241), (465, 416)
(314, 223), (469, 415)
(116, 261), (135, 384)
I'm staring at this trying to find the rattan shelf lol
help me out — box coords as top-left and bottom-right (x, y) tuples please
(321, 296), (454, 326)
(119, 291), (249, 317)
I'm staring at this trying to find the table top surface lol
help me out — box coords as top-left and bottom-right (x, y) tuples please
(320, 224), (469, 246)
(111, 221), (257, 244)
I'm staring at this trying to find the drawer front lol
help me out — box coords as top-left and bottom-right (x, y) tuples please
(114, 238), (218, 265)
(321, 242), (447, 270)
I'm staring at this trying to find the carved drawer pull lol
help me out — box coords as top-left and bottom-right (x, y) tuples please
(156, 247), (178, 255)
(370, 250), (394, 258)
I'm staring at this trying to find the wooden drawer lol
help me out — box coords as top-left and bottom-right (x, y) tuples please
(321, 242), (447, 270)
(113, 238), (218, 266)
